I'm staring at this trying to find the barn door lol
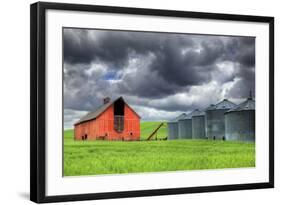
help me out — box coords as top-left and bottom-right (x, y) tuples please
(114, 116), (124, 132)
(114, 98), (124, 132)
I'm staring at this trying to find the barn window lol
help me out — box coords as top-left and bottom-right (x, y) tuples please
(114, 98), (124, 132)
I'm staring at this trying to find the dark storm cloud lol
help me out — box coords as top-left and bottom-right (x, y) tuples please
(150, 39), (225, 87)
(64, 29), (191, 67)
(63, 28), (255, 126)
(224, 37), (255, 67)
(223, 38), (255, 99)
(63, 29), (217, 90)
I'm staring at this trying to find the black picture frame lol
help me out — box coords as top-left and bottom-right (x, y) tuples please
(30, 1), (274, 203)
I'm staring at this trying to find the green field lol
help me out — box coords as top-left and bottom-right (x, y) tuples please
(64, 122), (255, 176)
(139, 121), (167, 140)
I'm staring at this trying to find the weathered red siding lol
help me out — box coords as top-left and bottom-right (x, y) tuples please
(74, 104), (140, 141)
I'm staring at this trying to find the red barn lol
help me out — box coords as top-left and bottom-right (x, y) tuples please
(74, 97), (141, 141)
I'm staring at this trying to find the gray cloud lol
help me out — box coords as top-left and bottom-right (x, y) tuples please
(63, 28), (255, 128)
(64, 109), (88, 129)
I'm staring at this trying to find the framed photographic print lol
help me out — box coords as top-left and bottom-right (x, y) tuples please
(30, 1), (274, 203)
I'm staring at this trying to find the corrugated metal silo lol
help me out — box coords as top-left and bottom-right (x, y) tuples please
(205, 99), (236, 140)
(192, 109), (206, 139)
(225, 98), (255, 142)
(167, 113), (187, 140)
(178, 110), (197, 139)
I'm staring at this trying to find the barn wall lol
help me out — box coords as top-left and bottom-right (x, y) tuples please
(74, 121), (92, 140)
(74, 104), (140, 141)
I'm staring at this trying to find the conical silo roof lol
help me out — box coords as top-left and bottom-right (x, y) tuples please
(170, 113), (187, 122)
(192, 109), (205, 117)
(180, 109), (202, 120)
(205, 99), (236, 111)
(226, 98), (255, 113)
(204, 104), (215, 111)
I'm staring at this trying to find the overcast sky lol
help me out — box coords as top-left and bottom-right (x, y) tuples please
(63, 28), (255, 129)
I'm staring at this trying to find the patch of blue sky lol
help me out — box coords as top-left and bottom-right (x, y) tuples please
(102, 70), (120, 80)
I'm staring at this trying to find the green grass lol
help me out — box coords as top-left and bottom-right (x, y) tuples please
(64, 125), (255, 176)
(140, 121), (167, 140)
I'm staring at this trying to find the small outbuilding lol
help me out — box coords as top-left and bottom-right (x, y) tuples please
(74, 97), (141, 141)
(225, 97), (255, 142)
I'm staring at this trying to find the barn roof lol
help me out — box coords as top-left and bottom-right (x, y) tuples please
(74, 97), (140, 125)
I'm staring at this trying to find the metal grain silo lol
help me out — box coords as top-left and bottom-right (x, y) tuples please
(178, 110), (196, 139)
(225, 98), (255, 142)
(205, 99), (236, 140)
(192, 109), (206, 139)
(167, 113), (187, 140)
